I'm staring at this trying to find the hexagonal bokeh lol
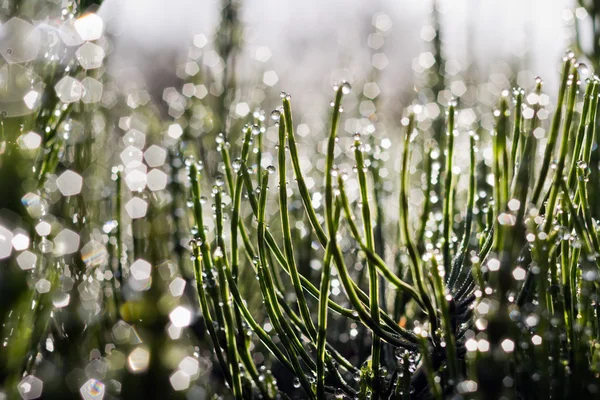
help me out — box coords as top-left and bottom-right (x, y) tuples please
(53, 229), (80, 256)
(21, 192), (43, 218)
(112, 320), (132, 343)
(0, 64), (44, 117)
(169, 370), (191, 391)
(124, 166), (147, 192)
(127, 347), (150, 373)
(0, 18), (40, 64)
(81, 240), (109, 267)
(81, 77), (103, 104)
(178, 356), (200, 376)
(144, 145), (167, 167)
(167, 124), (182, 139)
(363, 82), (381, 99)
(130, 259), (151, 280)
(123, 129), (146, 149)
(120, 146), (144, 168)
(17, 375), (43, 399)
(74, 13), (104, 42)
(12, 232), (30, 251)
(147, 169), (168, 191)
(56, 170), (83, 196)
(263, 70), (278, 86)
(169, 306), (192, 328)
(125, 197), (148, 219)
(59, 19), (84, 47)
(35, 221), (51, 237)
(35, 278), (51, 294)
(168, 277), (186, 297)
(55, 76), (84, 104)
(0, 225), (14, 260)
(16, 250), (37, 270)
(17, 131), (42, 150)
(79, 378), (105, 400)
(75, 42), (105, 69)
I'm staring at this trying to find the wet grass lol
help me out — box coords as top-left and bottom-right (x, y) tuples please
(186, 54), (600, 399)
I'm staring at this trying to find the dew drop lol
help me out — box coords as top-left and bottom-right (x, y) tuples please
(341, 81), (352, 94)
(270, 109), (281, 121)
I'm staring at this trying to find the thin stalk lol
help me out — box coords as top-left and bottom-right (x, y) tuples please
(577, 168), (600, 253)
(430, 256), (458, 383)
(281, 93), (408, 338)
(417, 334), (442, 400)
(582, 79), (600, 166)
(238, 163), (357, 319)
(416, 142), (434, 247)
(532, 57), (573, 204)
(398, 114), (438, 329)
(317, 240), (335, 398)
(492, 94), (509, 250)
(337, 176), (426, 316)
(567, 79), (595, 191)
(353, 135), (382, 396)
(510, 88), (524, 183)
(189, 242), (233, 387)
(256, 172), (316, 399)
(115, 169), (124, 293)
(543, 66), (579, 234)
(283, 97), (328, 246)
(189, 163), (233, 387)
(214, 188), (243, 399)
(328, 198), (417, 348)
(448, 132), (476, 289)
(277, 114), (317, 339)
(442, 102), (456, 275)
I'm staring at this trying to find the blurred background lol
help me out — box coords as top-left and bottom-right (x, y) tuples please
(100, 0), (572, 115)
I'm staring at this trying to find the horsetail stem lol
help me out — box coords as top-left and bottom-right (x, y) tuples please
(398, 114), (437, 330)
(532, 56), (573, 205)
(277, 105), (317, 340)
(442, 101), (456, 275)
(543, 65), (579, 234)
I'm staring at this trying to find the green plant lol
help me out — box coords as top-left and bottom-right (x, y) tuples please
(184, 51), (600, 398)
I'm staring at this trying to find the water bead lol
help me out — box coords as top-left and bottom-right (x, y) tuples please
(270, 109), (281, 121)
(564, 49), (575, 59)
(184, 156), (195, 167)
(266, 165), (276, 175)
(341, 81), (352, 94)
(232, 158), (242, 172)
(577, 62), (589, 77)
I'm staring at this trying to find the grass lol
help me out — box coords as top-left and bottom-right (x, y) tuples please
(185, 57), (600, 398)
(3, 1), (600, 400)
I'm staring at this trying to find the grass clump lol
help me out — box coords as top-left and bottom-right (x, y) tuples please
(185, 54), (600, 399)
